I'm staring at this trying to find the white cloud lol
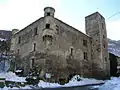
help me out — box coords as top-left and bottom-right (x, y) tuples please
(106, 20), (120, 40)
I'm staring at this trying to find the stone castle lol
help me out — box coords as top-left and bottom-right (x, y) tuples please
(10, 7), (110, 81)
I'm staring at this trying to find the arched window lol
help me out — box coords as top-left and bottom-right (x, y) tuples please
(43, 35), (53, 47)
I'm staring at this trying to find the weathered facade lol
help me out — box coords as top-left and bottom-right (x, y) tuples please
(10, 7), (110, 81)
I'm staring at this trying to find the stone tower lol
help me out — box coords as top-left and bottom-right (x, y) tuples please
(85, 12), (110, 79)
(43, 7), (56, 51)
(44, 7), (55, 17)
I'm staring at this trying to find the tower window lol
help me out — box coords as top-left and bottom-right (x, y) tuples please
(83, 39), (87, 47)
(18, 36), (21, 44)
(46, 24), (50, 28)
(47, 12), (50, 16)
(33, 43), (36, 51)
(34, 27), (38, 36)
(84, 52), (88, 60)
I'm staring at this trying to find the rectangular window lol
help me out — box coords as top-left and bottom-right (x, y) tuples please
(33, 43), (36, 51)
(102, 23), (104, 29)
(70, 47), (73, 56)
(31, 58), (35, 68)
(56, 25), (59, 34)
(103, 35), (105, 38)
(83, 39), (87, 47)
(46, 24), (50, 28)
(18, 36), (21, 44)
(103, 44), (105, 48)
(17, 49), (19, 54)
(34, 27), (38, 36)
(105, 57), (107, 62)
(47, 13), (50, 16)
(84, 52), (88, 60)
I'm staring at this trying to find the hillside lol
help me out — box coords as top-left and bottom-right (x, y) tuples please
(0, 30), (12, 40)
(108, 39), (120, 57)
(0, 30), (11, 54)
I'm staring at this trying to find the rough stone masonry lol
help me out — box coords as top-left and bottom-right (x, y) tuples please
(10, 7), (110, 82)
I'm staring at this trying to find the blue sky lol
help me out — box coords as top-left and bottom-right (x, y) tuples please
(0, 0), (120, 40)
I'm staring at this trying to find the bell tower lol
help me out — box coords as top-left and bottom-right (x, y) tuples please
(44, 7), (55, 17)
(42, 7), (56, 50)
(85, 12), (110, 79)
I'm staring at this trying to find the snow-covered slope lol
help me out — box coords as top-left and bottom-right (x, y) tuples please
(108, 39), (120, 57)
(0, 30), (11, 40)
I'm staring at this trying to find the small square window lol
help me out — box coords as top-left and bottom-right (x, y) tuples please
(47, 13), (50, 16)
(46, 24), (50, 28)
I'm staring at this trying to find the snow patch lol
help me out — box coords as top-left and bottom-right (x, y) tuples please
(0, 72), (26, 82)
(0, 38), (6, 41)
(15, 70), (23, 73)
(108, 43), (115, 46)
(38, 75), (104, 88)
(99, 77), (120, 90)
(38, 80), (61, 88)
(1, 73), (120, 90)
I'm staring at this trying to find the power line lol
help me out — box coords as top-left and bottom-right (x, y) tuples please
(107, 12), (120, 20)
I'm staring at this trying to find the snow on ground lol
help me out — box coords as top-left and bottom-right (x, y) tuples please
(64, 76), (103, 87)
(0, 38), (6, 41)
(15, 70), (23, 73)
(1, 72), (120, 90)
(38, 80), (61, 88)
(0, 72), (26, 82)
(0, 85), (32, 90)
(99, 77), (120, 90)
(1, 86), (19, 90)
(38, 75), (104, 88)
